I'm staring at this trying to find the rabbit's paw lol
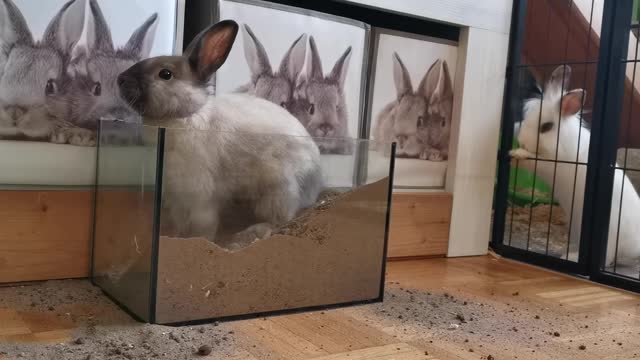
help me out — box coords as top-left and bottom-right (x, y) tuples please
(421, 148), (444, 161)
(228, 223), (273, 251)
(509, 148), (534, 160)
(51, 127), (96, 146)
(68, 128), (96, 146)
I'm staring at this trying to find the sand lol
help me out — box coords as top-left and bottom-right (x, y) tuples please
(0, 280), (242, 360)
(2, 279), (637, 359)
(155, 179), (389, 324)
(92, 179), (390, 324)
(503, 204), (573, 260)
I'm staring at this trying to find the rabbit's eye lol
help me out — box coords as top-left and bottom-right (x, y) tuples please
(92, 82), (102, 96)
(309, 104), (315, 115)
(540, 122), (554, 133)
(45, 79), (56, 96)
(159, 69), (173, 80)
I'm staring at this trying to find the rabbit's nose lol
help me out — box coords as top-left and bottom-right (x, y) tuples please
(319, 124), (333, 135)
(396, 135), (408, 147)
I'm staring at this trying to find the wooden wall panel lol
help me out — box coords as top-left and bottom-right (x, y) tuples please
(387, 192), (452, 259)
(522, 0), (640, 149)
(0, 191), (92, 283)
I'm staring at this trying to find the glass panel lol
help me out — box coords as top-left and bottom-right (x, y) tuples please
(92, 120), (159, 321)
(153, 128), (393, 324)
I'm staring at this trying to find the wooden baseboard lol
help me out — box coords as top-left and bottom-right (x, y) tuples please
(0, 191), (92, 283)
(387, 192), (452, 259)
(0, 190), (453, 282)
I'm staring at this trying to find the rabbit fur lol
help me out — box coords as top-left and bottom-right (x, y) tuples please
(374, 54), (453, 160)
(236, 24), (307, 111)
(48, 0), (158, 145)
(0, 0), (94, 145)
(117, 20), (323, 250)
(289, 36), (354, 155)
(510, 65), (640, 267)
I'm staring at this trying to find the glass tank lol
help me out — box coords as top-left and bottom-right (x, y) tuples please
(92, 120), (395, 324)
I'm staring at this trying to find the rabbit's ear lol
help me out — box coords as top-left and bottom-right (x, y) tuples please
(392, 52), (413, 99)
(87, 0), (114, 53)
(420, 59), (453, 103)
(43, 0), (85, 54)
(0, 0), (34, 52)
(328, 46), (352, 89)
(561, 89), (586, 117)
(68, 45), (88, 76)
(547, 65), (572, 92)
(122, 13), (158, 59)
(307, 36), (324, 80)
(185, 20), (239, 82)
(242, 24), (273, 81)
(279, 33), (307, 83)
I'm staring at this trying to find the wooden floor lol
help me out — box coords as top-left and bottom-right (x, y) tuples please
(1, 255), (640, 359)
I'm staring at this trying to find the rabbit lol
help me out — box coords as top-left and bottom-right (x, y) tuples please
(236, 24), (307, 111)
(0, 0), (94, 145)
(290, 36), (354, 155)
(373, 54), (441, 159)
(47, 0), (158, 145)
(116, 20), (323, 250)
(510, 65), (640, 267)
(418, 59), (454, 161)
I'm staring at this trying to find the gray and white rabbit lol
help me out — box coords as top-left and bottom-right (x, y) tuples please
(510, 65), (640, 267)
(236, 24), (307, 110)
(290, 36), (354, 155)
(374, 54), (448, 159)
(48, 0), (158, 145)
(117, 20), (323, 250)
(0, 0), (93, 145)
(419, 59), (453, 161)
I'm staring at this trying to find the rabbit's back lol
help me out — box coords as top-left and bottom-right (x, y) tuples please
(165, 93), (322, 210)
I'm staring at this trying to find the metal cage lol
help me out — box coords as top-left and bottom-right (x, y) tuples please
(492, 0), (640, 293)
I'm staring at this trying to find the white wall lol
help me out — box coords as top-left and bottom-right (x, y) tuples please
(341, 0), (512, 34)
(346, 0), (512, 256)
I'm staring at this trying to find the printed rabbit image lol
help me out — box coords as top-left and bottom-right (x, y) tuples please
(0, 0), (94, 145)
(510, 65), (640, 267)
(288, 36), (354, 155)
(48, 0), (158, 144)
(236, 24), (307, 110)
(117, 20), (323, 250)
(373, 53), (453, 160)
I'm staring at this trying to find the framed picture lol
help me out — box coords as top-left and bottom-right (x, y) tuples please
(187, 0), (370, 187)
(0, 0), (184, 187)
(366, 28), (458, 189)
(0, 0), (184, 186)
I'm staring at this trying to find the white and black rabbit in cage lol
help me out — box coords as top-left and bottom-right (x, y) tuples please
(510, 65), (640, 267)
(117, 20), (323, 250)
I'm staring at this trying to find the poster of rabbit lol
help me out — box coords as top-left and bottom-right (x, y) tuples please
(0, 0), (182, 147)
(368, 29), (458, 189)
(213, 0), (369, 156)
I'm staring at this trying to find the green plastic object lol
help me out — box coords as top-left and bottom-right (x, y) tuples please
(495, 137), (556, 206)
(509, 138), (555, 206)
